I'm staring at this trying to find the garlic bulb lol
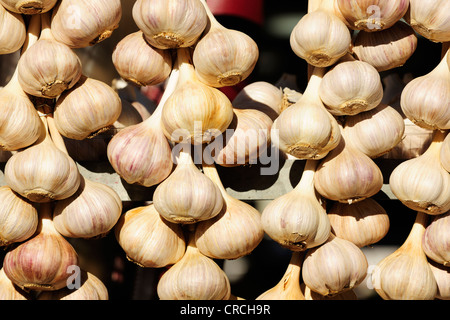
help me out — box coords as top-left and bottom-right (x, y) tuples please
(157, 232), (231, 300)
(132, 0), (207, 50)
(422, 211), (449, 266)
(0, 186), (38, 247)
(371, 212), (438, 300)
(53, 75), (122, 140)
(115, 204), (186, 268)
(3, 202), (79, 291)
(343, 103), (405, 158)
(336, 0), (409, 32)
(319, 55), (384, 116)
(51, 0), (122, 48)
(328, 198), (390, 248)
(232, 81), (283, 121)
(429, 260), (450, 300)
(314, 126), (383, 204)
(405, 0), (450, 43)
(261, 160), (331, 251)
(18, 12), (82, 99)
(37, 270), (108, 300)
(271, 67), (341, 160)
(400, 49), (450, 131)
(302, 284), (358, 300)
(302, 234), (368, 297)
(107, 68), (178, 187)
(113, 98), (145, 129)
(389, 130), (450, 215)
(53, 175), (122, 239)
(153, 145), (224, 224)
(4, 107), (81, 203)
(256, 252), (305, 300)
(441, 132), (450, 172)
(0, 4), (26, 54)
(205, 108), (273, 167)
(112, 31), (173, 87)
(194, 161), (264, 260)
(161, 48), (234, 145)
(351, 20), (418, 72)
(0, 268), (29, 300)
(192, 0), (259, 88)
(290, 10), (351, 67)
(0, 0), (57, 14)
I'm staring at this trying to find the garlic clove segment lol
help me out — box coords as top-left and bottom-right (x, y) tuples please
(3, 202), (79, 291)
(132, 0), (207, 50)
(115, 204), (186, 268)
(51, 0), (122, 48)
(157, 231), (231, 300)
(261, 160), (331, 251)
(0, 4), (26, 55)
(302, 233), (368, 297)
(0, 0), (57, 14)
(53, 176), (123, 239)
(0, 186), (38, 247)
(371, 212), (438, 300)
(290, 10), (351, 67)
(192, 0), (259, 88)
(112, 31), (173, 87)
(422, 211), (449, 266)
(0, 268), (30, 300)
(441, 132), (450, 172)
(389, 130), (450, 215)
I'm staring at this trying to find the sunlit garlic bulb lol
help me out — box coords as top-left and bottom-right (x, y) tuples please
(0, 268), (30, 300)
(115, 204), (186, 268)
(429, 260), (450, 300)
(441, 132), (450, 172)
(0, 0), (57, 14)
(132, 0), (207, 50)
(422, 211), (449, 266)
(0, 4), (26, 54)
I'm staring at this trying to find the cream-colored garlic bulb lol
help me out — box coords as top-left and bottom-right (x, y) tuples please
(319, 54), (383, 116)
(441, 132), (450, 172)
(302, 233), (368, 297)
(389, 130), (450, 215)
(261, 160), (331, 251)
(0, 268), (30, 300)
(112, 31), (173, 87)
(256, 252), (305, 300)
(192, 0), (259, 88)
(336, 0), (409, 32)
(271, 67), (341, 160)
(115, 204), (186, 268)
(161, 48), (234, 145)
(405, 0), (450, 43)
(107, 68), (178, 187)
(205, 108), (273, 167)
(232, 81), (283, 121)
(290, 10), (351, 67)
(52, 175), (122, 239)
(153, 145), (224, 224)
(194, 161), (264, 260)
(4, 107), (81, 203)
(328, 198), (390, 248)
(51, 0), (122, 48)
(301, 284), (358, 300)
(429, 260), (450, 300)
(132, 0), (207, 50)
(0, 186), (38, 247)
(53, 75), (122, 140)
(37, 270), (108, 300)
(343, 103), (405, 158)
(422, 211), (449, 266)
(371, 212), (438, 300)
(18, 12), (82, 99)
(0, 0), (57, 14)
(351, 20), (418, 72)
(3, 202), (79, 291)
(0, 4), (26, 54)
(400, 49), (450, 131)
(314, 126), (384, 204)
(157, 231), (231, 300)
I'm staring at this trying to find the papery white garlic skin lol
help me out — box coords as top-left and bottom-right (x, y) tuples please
(0, 0), (57, 14)
(422, 211), (450, 266)
(0, 4), (26, 54)
(429, 260), (450, 300)
(441, 132), (450, 172)
(0, 268), (29, 300)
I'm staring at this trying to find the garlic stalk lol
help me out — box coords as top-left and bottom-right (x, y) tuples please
(0, 0), (57, 14)
(107, 67), (178, 187)
(0, 4), (26, 54)
(371, 212), (438, 300)
(261, 160), (331, 251)
(422, 211), (449, 266)
(193, 0), (259, 88)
